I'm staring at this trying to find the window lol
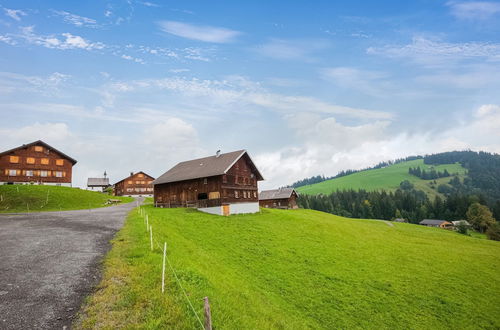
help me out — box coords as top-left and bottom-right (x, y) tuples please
(136, 181), (141, 184)
(142, 181), (146, 184)
(40, 171), (48, 177)
(8, 169), (17, 176)
(235, 190), (239, 198)
(127, 188), (133, 192)
(222, 175), (227, 184)
(26, 170), (34, 177)
(41, 158), (49, 165)
(9, 156), (19, 163)
(203, 178), (207, 184)
(148, 181), (153, 184)
(138, 173), (144, 178)
(56, 159), (64, 166)
(27, 157), (35, 164)
(55, 171), (63, 178)
(253, 191), (257, 198)
(34, 146), (43, 152)
(208, 191), (220, 199)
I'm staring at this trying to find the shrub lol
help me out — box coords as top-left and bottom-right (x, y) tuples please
(486, 222), (500, 241)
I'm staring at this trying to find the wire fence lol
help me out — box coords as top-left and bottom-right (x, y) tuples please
(137, 203), (209, 330)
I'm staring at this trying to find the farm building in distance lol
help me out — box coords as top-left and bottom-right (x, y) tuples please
(153, 150), (264, 215)
(259, 187), (299, 209)
(114, 171), (154, 197)
(0, 140), (77, 186)
(419, 219), (453, 229)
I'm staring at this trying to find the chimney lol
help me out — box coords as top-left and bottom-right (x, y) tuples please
(216, 150), (221, 158)
(130, 171), (134, 176)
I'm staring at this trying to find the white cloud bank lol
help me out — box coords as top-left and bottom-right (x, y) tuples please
(447, 1), (500, 20)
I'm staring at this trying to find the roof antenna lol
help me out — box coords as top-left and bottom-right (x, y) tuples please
(216, 150), (221, 158)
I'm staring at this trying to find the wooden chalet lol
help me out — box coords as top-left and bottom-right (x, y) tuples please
(153, 150), (264, 215)
(0, 140), (77, 186)
(114, 171), (155, 196)
(87, 178), (110, 191)
(259, 187), (299, 209)
(419, 219), (453, 229)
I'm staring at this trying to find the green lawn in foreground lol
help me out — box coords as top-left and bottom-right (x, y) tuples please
(0, 185), (133, 213)
(76, 207), (500, 329)
(297, 159), (467, 197)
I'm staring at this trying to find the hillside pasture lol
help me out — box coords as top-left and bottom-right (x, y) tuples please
(297, 159), (467, 197)
(0, 185), (133, 213)
(76, 207), (499, 329)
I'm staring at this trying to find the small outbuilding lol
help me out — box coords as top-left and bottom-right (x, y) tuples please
(87, 171), (110, 191)
(419, 219), (453, 229)
(153, 150), (264, 216)
(393, 218), (408, 223)
(259, 187), (299, 209)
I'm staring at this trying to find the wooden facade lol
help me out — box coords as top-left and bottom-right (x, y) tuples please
(259, 188), (299, 209)
(154, 153), (259, 208)
(114, 171), (155, 196)
(0, 140), (76, 186)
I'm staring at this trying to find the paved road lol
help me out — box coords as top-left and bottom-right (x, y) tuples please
(0, 201), (138, 329)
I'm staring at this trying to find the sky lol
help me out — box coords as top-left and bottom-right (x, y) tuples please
(1, 0), (500, 189)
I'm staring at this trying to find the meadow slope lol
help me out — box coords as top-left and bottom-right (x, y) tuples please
(77, 207), (499, 329)
(297, 159), (466, 196)
(0, 185), (133, 213)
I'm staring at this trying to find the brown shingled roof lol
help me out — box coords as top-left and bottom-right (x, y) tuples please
(259, 188), (297, 200)
(153, 150), (264, 185)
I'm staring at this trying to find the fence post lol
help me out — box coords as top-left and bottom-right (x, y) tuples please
(146, 215), (149, 231)
(203, 297), (212, 330)
(150, 225), (153, 251)
(161, 242), (167, 293)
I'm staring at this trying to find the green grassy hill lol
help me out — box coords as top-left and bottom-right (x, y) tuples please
(0, 185), (133, 213)
(77, 207), (499, 329)
(297, 159), (467, 197)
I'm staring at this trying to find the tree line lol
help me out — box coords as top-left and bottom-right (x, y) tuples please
(408, 166), (452, 180)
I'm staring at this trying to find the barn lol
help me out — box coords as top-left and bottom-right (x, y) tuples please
(419, 219), (453, 229)
(0, 140), (77, 186)
(114, 171), (155, 197)
(259, 188), (299, 209)
(153, 150), (264, 215)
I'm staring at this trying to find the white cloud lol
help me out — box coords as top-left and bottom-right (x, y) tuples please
(158, 21), (241, 43)
(0, 35), (16, 45)
(102, 76), (393, 120)
(0, 71), (71, 95)
(121, 54), (145, 64)
(51, 10), (99, 28)
(415, 65), (500, 89)
(0, 122), (72, 145)
(367, 36), (500, 64)
(447, 1), (500, 20)
(19, 26), (105, 50)
(3, 8), (27, 21)
(255, 38), (330, 60)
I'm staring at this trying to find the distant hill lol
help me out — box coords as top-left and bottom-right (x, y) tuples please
(297, 159), (467, 198)
(0, 185), (133, 213)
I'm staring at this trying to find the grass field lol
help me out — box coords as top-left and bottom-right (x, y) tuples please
(0, 185), (133, 213)
(297, 159), (467, 197)
(76, 207), (500, 329)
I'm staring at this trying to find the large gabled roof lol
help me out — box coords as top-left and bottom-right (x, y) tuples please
(114, 171), (155, 185)
(153, 150), (264, 185)
(0, 140), (77, 165)
(259, 188), (297, 200)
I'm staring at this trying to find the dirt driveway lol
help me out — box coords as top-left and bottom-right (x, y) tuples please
(0, 201), (137, 329)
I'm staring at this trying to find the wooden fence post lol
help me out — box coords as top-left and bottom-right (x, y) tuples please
(203, 297), (212, 330)
(150, 225), (153, 251)
(161, 242), (166, 293)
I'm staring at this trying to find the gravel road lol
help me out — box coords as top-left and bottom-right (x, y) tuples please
(0, 201), (137, 329)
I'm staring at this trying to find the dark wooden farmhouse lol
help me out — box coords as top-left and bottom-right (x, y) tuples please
(114, 171), (154, 196)
(153, 150), (264, 215)
(259, 188), (299, 209)
(0, 140), (77, 186)
(419, 219), (453, 229)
